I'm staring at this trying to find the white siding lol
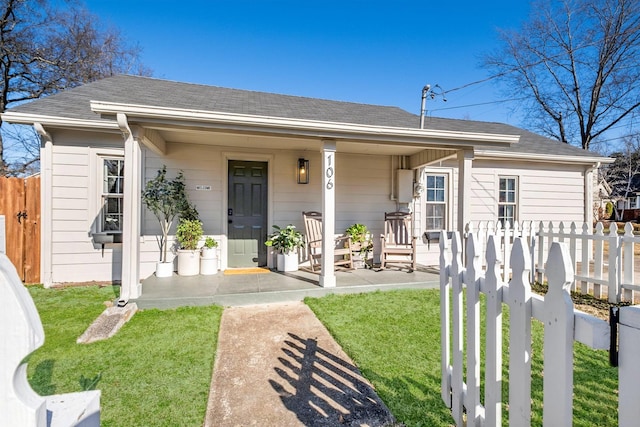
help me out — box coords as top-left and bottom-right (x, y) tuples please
(417, 158), (589, 266)
(46, 127), (592, 281)
(47, 130), (124, 284)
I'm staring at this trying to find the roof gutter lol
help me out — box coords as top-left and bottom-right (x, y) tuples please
(89, 101), (520, 147)
(475, 148), (613, 165)
(1, 111), (119, 130)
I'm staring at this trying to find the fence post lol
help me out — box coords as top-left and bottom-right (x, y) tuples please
(502, 221), (511, 281)
(465, 233), (482, 426)
(569, 222), (577, 292)
(618, 305), (640, 427)
(450, 232), (465, 425)
(581, 223), (590, 295)
(608, 222), (619, 303)
(543, 242), (574, 427)
(484, 235), (503, 427)
(508, 238), (532, 425)
(439, 231), (452, 408)
(593, 222), (604, 298)
(537, 221), (546, 283)
(622, 223), (634, 302)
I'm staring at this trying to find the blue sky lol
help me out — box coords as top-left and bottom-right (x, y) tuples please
(85, 1), (531, 124)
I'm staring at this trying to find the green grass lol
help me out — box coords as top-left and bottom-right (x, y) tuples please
(306, 289), (618, 427)
(26, 285), (223, 426)
(23, 285), (617, 426)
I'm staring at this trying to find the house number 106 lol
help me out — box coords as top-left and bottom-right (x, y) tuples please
(326, 154), (334, 190)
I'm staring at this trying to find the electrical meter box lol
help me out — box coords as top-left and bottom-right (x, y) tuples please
(396, 169), (413, 203)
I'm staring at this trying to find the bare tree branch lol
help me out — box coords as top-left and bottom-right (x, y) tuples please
(483, 0), (640, 151)
(0, 0), (151, 175)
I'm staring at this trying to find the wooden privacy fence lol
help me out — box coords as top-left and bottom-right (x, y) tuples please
(439, 231), (615, 426)
(0, 176), (40, 283)
(468, 220), (639, 303)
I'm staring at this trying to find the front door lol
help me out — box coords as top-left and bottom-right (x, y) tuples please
(227, 160), (268, 267)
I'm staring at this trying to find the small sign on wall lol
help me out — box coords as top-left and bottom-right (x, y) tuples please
(196, 185), (212, 191)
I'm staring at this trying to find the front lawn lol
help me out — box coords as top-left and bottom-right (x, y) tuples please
(24, 286), (618, 426)
(26, 285), (223, 426)
(306, 289), (618, 427)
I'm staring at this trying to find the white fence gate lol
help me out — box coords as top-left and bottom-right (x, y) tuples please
(439, 230), (640, 426)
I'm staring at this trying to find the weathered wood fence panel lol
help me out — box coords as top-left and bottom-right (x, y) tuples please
(440, 230), (610, 426)
(0, 176), (40, 283)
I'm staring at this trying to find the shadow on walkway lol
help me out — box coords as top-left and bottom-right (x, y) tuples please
(270, 332), (393, 425)
(204, 302), (395, 426)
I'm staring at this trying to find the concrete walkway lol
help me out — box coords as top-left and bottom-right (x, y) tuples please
(204, 302), (397, 427)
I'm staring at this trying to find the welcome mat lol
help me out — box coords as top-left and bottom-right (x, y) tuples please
(223, 268), (271, 275)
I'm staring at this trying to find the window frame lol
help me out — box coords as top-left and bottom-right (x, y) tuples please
(99, 156), (125, 234)
(498, 176), (518, 227)
(422, 169), (452, 233)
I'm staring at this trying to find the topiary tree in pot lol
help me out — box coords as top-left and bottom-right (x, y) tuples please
(176, 218), (203, 276)
(142, 165), (193, 277)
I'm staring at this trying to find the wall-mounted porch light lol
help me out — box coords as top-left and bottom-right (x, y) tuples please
(297, 158), (309, 184)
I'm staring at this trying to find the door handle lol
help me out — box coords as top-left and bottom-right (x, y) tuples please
(16, 210), (27, 224)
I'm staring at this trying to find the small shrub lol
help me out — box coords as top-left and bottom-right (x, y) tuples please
(605, 201), (614, 219)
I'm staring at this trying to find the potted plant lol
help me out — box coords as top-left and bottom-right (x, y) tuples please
(265, 224), (305, 272)
(142, 166), (192, 277)
(345, 223), (373, 269)
(200, 236), (219, 275)
(176, 218), (203, 276)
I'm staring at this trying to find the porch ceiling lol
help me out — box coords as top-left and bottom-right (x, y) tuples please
(154, 126), (432, 156)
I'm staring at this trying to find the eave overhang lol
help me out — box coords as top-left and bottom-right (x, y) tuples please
(88, 101), (520, 149)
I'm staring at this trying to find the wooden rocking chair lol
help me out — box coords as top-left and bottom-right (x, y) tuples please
(380, 211), (417, 271)
(302, 211), (354, 272)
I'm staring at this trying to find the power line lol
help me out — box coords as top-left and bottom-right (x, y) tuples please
(430, 97), (527, 112)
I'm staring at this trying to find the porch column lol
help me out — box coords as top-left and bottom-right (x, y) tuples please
(320, 139), (337, 288)
(118, 114), (142, 303)
(457, 149), (474, 233)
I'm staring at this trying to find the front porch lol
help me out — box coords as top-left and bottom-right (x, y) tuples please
(133, 266), (440, 309)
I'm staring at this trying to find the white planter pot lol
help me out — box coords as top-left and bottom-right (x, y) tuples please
(277, 251), (298, 272)
(177, 249), (200, 276)
(200, 255), (218, 275)
(201, 247), (217, 259)
(156, 261), (174, 278)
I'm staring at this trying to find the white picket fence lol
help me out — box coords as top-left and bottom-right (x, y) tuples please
(439, 230), (619, 426)
(467, 220), (639, 303)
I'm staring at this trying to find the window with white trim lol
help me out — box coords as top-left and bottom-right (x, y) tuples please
(101, 158), (124, 232)
(425, 174), (447, 230)
(498, 176), (517, 227)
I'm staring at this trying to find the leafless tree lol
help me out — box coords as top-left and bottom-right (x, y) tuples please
(483, 0), (640, 151)
(602, 135), (640, 220)
(0, 0), (151, 175)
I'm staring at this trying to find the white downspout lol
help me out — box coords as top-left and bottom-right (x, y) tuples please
(34, 123), (53, 288)
(584, 162), (600, 226)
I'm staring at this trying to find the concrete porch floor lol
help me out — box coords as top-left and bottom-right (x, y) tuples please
(133, 265), (441, 309)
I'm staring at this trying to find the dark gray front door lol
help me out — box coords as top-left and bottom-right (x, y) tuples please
(227, 160), (268, 267)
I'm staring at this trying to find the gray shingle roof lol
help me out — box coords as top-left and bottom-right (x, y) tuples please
(7, 74), (606, 160)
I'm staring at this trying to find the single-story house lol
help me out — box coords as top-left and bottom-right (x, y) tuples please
(2, 75), (609, 302)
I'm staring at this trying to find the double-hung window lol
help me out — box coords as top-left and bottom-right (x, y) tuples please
(101, 158), (124, 232)
(498, 176), (517, 227)
(425, 174), (447, 230)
